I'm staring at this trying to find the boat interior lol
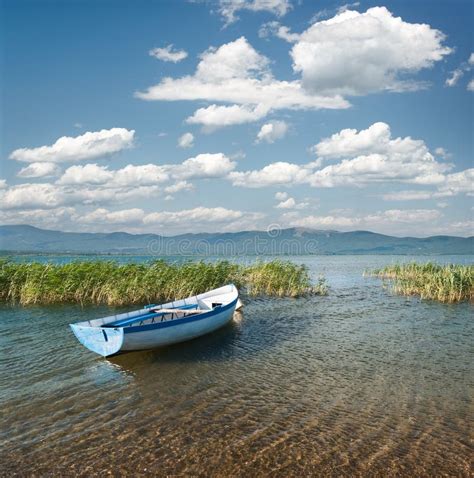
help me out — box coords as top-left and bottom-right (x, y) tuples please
(102, 295), (226, 329)
(73, 285), (237, 330)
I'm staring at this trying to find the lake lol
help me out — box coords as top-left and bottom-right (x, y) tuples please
(1, 255), (473, 476)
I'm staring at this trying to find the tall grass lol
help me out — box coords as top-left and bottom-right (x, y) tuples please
(369, 262), (473, 303)
(0, 259), (326, 306)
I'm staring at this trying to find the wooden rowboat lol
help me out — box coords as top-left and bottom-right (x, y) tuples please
(70, 284), (241, 357)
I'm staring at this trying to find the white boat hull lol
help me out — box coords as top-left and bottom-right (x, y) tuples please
(70, 284), (239, 357)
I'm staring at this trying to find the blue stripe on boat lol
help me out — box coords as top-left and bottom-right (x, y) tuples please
(123, 298), (237, 334)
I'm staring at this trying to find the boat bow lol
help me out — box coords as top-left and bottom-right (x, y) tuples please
(70, 324), (124, 357)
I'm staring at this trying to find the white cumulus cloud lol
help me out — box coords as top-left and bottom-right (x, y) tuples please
(307, 122), (451, 187)
(186, 104), (269, 131)
(275, 191), (288, 200)
(445, 52), (474, 88)
(56, 153), (235, 189)
(0, 207), (78, 230)
(288, 209), (441, 230)
(57, 163), (115, 185)
(17, 162), (60, 178)
(112, 164), (170, 187)
(434, 147), (451, 160)
(312, 121), (394, 158)
(136, 10), (452, 131)
(229, 122), (470, 191)
(382, 190), (434, 201)
(2, 183), (70, 210)
(275, 197), (296, 209)
(291, 6), (452, 96)
(143, 206), (244, 225)
(71, 205), (266, 234)
(79, 208), (146, 225)
(259, 21), (300, 42)
(177, 132), (195, 149)
(176, 153), (236, 179)
(437, 169), (474, 196)
(0, 180), (167, 211)
(149, 44), (188, 63)
(229, 161), (309, 188)
(135, 37), (350, 127)
(9, 128), (135, 163)
(218, 0), (292, 25)
(164, 181), (194, 194)
(59, 163), (169, 188)
(256, 120), (288, 143)
(196, 36), (270, 81)
(446, 69), (464, 87)
(275, 197), (308, 209)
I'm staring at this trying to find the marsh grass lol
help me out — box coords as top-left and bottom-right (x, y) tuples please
(368, 262), (474, 303)
(0, 259), (326, 306)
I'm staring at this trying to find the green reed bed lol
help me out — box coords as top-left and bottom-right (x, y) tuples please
(369, 262), (474, 303)
(0, 259), (326, 306)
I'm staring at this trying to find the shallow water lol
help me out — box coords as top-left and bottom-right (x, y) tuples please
(1, 255), (473, 477)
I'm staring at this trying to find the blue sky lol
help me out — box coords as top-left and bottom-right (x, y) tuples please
(1, 0), (473, 236)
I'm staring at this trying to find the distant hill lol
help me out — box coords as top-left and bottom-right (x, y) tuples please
(0, 224), (472, 255)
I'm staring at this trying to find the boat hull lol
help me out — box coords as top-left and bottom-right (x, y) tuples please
(69, 285), (239, 357)
(121, 299), (236, 352)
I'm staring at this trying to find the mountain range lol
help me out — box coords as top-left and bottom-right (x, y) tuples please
(0, 225), (472, 255)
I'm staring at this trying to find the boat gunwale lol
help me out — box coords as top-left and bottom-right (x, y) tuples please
(70, 284), (238, 328)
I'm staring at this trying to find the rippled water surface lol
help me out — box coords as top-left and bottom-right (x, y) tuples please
(1, 255), (473, 477)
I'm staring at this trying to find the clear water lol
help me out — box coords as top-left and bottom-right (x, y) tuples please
(1, 255), (473, 476)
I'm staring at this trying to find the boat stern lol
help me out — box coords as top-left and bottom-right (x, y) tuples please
(70, 324), (124, 357)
